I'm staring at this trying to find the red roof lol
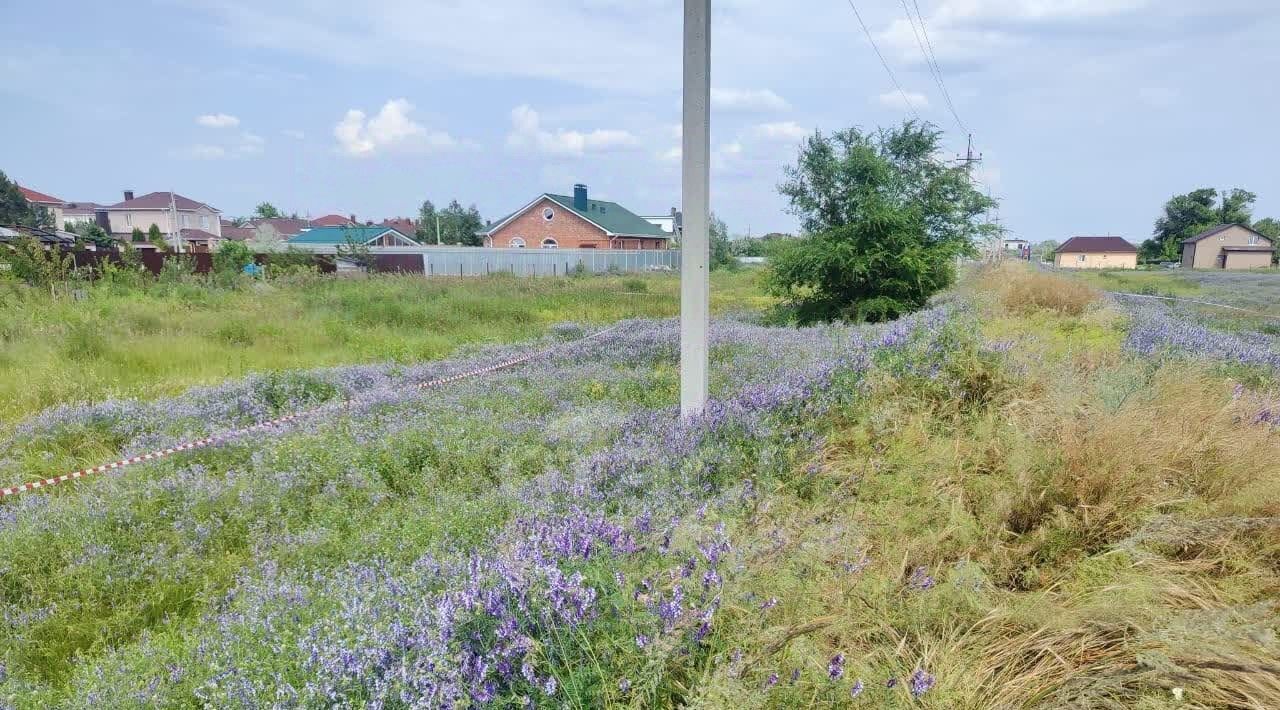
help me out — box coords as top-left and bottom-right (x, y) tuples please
(106, 191), (218, 212)
(18, 186), (65, 205)
(381, 217), (417, 236)
(1055, 236), (1137, 254)
(250, 217), (309, 237)
(178, 228), (220, 242)
(221, 226), (256, 241)
(311, 214), (353, 227)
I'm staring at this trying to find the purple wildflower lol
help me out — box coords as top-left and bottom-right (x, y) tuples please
(909, 668), (935, 698)
(886, 677), (899, 689)
(760, 597), (778, 611)
(618, 678), (630, 693)
(635, 634), (650, 650)
(790, 668), (801, 684)
(850, 679), (864, 698)
(829, 653), (845, 681)
(908, 566), (935, 590)
(764, 673), (779, 689)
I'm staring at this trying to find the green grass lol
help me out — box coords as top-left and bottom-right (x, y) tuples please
(0, 270), (765, 427)
(1067, 268), (1203, 298)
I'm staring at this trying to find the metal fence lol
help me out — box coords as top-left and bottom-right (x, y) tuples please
(367, 247), (681, 277)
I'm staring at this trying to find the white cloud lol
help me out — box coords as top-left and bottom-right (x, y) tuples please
(506, 104), (638, 157)
(334, 98), (457, 157)
(877, 91), (931, 111)
(750, 121), (808, 142)
(196, 113), (240, 128)
(710, 88), (790, 112)
(282, 129), (306, 139)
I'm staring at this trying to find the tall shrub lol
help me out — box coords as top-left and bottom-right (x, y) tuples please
(768, 121), (995, 323)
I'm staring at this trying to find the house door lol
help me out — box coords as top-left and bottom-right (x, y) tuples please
(1216, 253), (1226, 269)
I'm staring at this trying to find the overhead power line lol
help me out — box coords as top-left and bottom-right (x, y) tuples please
(899, 0), (968, 134)
(842, 0), (922, 121)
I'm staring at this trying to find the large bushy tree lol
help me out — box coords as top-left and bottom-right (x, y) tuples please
(767, 121), (995, 323)
(416, 200), (439, 243)
(1140, 188), (1256, 261)
(413, 198), (483, 245)
(709, 213), (736, 270)
(0, 170), (40, 226)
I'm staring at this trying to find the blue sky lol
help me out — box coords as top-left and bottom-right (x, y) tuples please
(3, 0), (1279, 241)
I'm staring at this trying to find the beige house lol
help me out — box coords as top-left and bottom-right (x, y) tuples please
(103, 191), (223, 251)
(1180, 224), (1275, 270)
(17, 186), (66, 228)
(1053, 236), (1138, 269)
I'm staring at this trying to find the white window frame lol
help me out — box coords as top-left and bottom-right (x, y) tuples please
(541, 238), (559, 249)
(1077, 254), (1086, 263)
(182, 214), (191, 227)
(125, 214), (132, 227)
(509, 237), (526, 248)
(201, 215), (209, 229)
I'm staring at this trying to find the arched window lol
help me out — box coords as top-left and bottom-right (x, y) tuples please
(541, 238), (559, 249)
(509, 237), (526, 248)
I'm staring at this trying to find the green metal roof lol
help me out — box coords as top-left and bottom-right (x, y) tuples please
(286, 225), (414, 245)
(543, 194), (668, 237)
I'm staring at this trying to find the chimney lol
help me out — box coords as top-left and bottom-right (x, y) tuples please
(123, 190), (135, 202)
(573, 184), (588, 211)
(349, 213), (357, 225)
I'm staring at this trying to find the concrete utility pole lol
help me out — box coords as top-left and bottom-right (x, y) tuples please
(169, 190), (184, 254)
(680, 0), (711, 418)
(436, 213), (442, 245)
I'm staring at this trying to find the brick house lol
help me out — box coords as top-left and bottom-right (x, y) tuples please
(1180, 224), (1275, 270)
(477, 184), (670, 250)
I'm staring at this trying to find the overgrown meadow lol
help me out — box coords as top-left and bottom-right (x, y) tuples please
(2, 265), (1280, 708)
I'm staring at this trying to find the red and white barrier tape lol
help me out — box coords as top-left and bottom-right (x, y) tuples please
(2, 326), (618, 499)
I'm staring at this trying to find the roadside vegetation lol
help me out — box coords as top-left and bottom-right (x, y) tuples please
(4, 263), (1279, 708)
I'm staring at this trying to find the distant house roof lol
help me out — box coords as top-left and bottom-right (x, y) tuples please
(1181, 223), (1273, 245)
(381, 217), (417, 236)
(18, 186), (65, 205)
(178, 228), (220, 242)
(222, 226), (256, 241)
(286, 225), (419, 246)
(1054, 236), (1137, 254)
(0, 224), (76, 245)
(311, 214), (354, 227)
(104, 191), (219, 213)
(63, 201), (103, 216)
(479, 193), (669, 238)
(249, 217), (310, 237)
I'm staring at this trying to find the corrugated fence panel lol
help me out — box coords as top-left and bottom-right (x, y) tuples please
(372, 248), (680, 277)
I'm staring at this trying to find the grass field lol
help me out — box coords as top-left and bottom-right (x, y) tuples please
(0, 270), (766, 427)
(2, 266), (1279, 708)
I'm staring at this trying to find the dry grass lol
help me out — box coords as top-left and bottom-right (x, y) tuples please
(989, 264), (1102, 316)
(684, 282), (1280, 708)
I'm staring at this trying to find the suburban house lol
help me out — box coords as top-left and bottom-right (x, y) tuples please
(1053, 236), (1138, 269)
(1002, 237), (1030, 252)
(1180, 224), (1275, 270)
(62, 202), (103, 228)
(103, 191), (223, 251)
(18, 186), (66, 227)
(381, 217), (418, 238)
(243, 217), (311, 243)
(478, 184), (671, 250)
(285, 225), (420, 249)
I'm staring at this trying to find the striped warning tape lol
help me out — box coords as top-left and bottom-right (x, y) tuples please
(1, 325), (618, 499)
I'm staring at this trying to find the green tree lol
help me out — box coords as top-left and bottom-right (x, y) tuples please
(1140, 188), (1256, 262)
(131, 227), (146, 244)
(147, 224), (169, 252)
(709, 213), (737, 270)
(213, 240), (255, 276)
(70, 222), (116, 249)
(0, 170), (40, 226)
(254, 202), (282, 219)
(1033, 239), (1060, 262)
(1252, 217), (1280, 239)
(416, 200), (439, 243)
(767, 121), (994, 323)
(438, 200), (484, 246)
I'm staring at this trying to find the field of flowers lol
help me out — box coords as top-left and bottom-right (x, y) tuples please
(4, 265), (1280, 708)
